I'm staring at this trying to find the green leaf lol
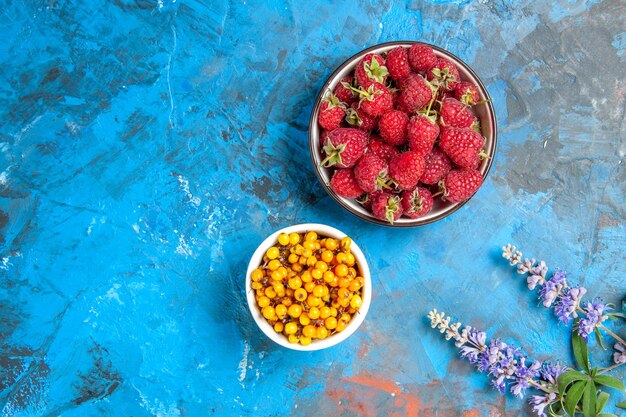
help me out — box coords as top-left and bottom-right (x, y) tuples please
(558, 370), (587, 394)
(598, 414), (617, 417)
(608, 312), (626, 320)
(572, 322), (590, 373)
(582, 382), (596, 417)
(596, 391), (609, 412)
(594, 328), (606, 350)
(565, 380), (587, 416)
(593, 375), (626, 392)
(617, 400), (626, 408)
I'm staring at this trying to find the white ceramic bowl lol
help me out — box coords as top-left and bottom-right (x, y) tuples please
(246, 223), (371, 351)
(309, 41), (498, 227)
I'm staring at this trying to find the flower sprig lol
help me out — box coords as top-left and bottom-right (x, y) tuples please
(502, 244), (626, 364)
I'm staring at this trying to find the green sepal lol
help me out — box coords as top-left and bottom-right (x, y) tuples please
(385, 195), (400, 224)
(345, 108), (363, 127)
(364, 56), (388, 84)
(320, 141), (346, 167)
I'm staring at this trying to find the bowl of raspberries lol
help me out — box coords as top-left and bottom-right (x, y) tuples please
(309, 41), (497, 226)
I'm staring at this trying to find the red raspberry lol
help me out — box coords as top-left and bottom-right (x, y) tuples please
(330, 169), (364, 198)
(334, 76), (356, 104)
(318, 93), (346, 130)
(367, 137), (400, 162)
(355, 53), (388, 88)
(408, 44), (437, 72)
(354, 153), (390, 193)
(358, 82), (393, 116)
(370, 191), (403, 224)
(401, 187), (434, 219)
(453, 81), (480, 106)
(321, 128), (369, 168)
(378, 110), (408, 146)
(396, 73), (433, 113)
(439, 127), (485, 169)
(320, 129), (331, 147)
(346, 102), (378, 131)
(389, 151), (426, 190)
(407, 115), (440, 156)
(441, 168), (483, 203)
(427, 58), (461, 92)
(386, 46), (411, 80)
(439, 97), (477, 129)
(420, 147), (452, 184)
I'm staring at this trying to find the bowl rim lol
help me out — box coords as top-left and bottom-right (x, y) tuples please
(245, 223), (372, 351)
(308, 41), (498, 227)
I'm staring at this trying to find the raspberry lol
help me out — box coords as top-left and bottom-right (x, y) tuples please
(441, 168), (483, 203)
(334, 76), (356, 104)
(353, 154), (390, 193)
(358, 82), (393, 116)
(439, 97), (477, 129)
(346, 102), (378, 131)
(407, 115), (440, 156)
(453, 81), (480, 106)
(355, 53), (388, 88)
(321, 128), (369, 169)
(367, 136), (401, 162)
(318, 93), (346, 130)
(396, 73), (433, 113)
(330, 169), (364, 198)
(386, 46), (411, 80)
(427, 58), (461, 92)
(420, 147), (452, 185)
(378, 110), (408, 146)
(401, 187), (434, 219)
(408, 44), (437, 72)
(370, 191), (403, 224)
(389, 151), (426, 191)
(439, 127), (485, 169)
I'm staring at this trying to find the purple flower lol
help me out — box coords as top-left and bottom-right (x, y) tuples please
(526, 261), (548, 290)
(530, 392), (558, 417)
(554, 286), (587, 324)
(538, 269), (568, 307)
(578, 298), (609, 341)
(460, 328), (487, 364)
(511, 359), (541, 398)
(539, 362), (566, 386)
(614, 343), (626, 365)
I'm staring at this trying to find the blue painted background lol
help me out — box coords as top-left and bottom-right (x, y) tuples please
(1, 0), (624, 415)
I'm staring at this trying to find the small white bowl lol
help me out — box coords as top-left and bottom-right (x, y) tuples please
(245, 223), (371, 351)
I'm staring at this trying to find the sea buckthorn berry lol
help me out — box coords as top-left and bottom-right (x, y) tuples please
(282, 297), (293, 307)
(302, 325), (316, 338)
(285, 322), (298, 335)
(266, 247), (279, 259)
(336, 320), (347, 332)
(295, 244), (304, 255)
(300, 336), (311, 346)
(275, 304), (287, 319)
(268, 259), (281, 271)
(314, 242), (321, 250)
(341, 237), (352, 251)
(321, 250), (334, 263)
(325, 317), (338, 330)
(251, 282), (262, 290)
(323, 271), (335, 283)
(271, 270), (282, 281)
(273, 282), (285, 293)
(350, 295), (363, 309)
(288, 253), (299, 264)
(265, 287), (277, 298)
(316, 327), (328, 339)
(278, 267), (288, 277)
(311, 269), (323, 280)
(305, 231), (317, 242)
(338, 277), (351, 288)
(313, 285), (325, 298)
(288, 334), (299, 344)
(292, 263), (302, 272)
(303, 240), (316, 251)
(307, 256), (317, 267)
(262, 306), (275, 320)
(304, 281), (316, 293)
(301, 270), (312, 283)
(294, 288), (307, 301)
(288, 304), (302, 318)
(347, 267), (357, 278)
(330, 307), (338, 317)
(331, 300), (341, 309)
(315, 261), (328, 272)
(325, 239), (338, 251)
(340, 313), (351, 323)
(256, 289), (265, 297)
(257, 296), (270, 308)
(349, 280), (361, 292)
(278, 233), (290, 246)
(288, 277), (302, 289)
(335, 253), (347, 264)
(274, 322), (284, 333)
(299, 313), (311, 326)
(320, 306), (331, 319)
(334, 264), (348, 277)
(306, 295), (321, 307)
(299, 256), (307, 265)
(289, 232), (300, 245)
(302, 249), (313, 258)
(308, 307), (320, 319)
(339, 297), (350, 308)
(251, 269), (263, 281)
(329, 276), (339, 287)
(345, 253), (355, 266)
(338, 288), (351, 300)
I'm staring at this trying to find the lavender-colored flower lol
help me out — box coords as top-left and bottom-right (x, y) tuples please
(517, 258), (536, 274)
(538, 269), (568, 308)
(578, 298), (609, 341)
(526, 261), (548, 289)
(511, 359), (541, 398)
(530, 392), (558, 417)
(554, 286), (587, 324)
(613, 343), (626, 365)
(539, 362), (566, 386)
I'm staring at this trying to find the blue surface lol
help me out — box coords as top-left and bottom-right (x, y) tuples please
(1, 1), (625, 416)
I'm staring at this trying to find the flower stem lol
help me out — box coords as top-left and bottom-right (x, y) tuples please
(528, 379), (556, 394)
(598, 324), (626, 346)
(597, 361), (625, 376)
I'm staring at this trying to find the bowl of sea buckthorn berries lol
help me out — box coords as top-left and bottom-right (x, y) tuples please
(246, 224), (371, 350)
(309, 41), (497, 226)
